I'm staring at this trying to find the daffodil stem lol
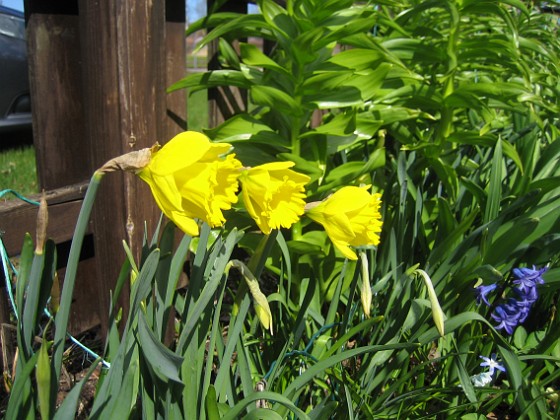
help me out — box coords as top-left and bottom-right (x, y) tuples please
(53, 170), (104, 387)
(291, 221), (302, 241)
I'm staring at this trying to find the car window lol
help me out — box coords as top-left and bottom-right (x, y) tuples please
(0, 10), (25, 41)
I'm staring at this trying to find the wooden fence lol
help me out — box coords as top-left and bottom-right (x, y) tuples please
(0, 0), (249, 337)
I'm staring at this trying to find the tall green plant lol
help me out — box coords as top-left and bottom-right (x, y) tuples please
(167, 0), (560, 416)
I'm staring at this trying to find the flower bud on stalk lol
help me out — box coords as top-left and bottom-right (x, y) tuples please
(35, 191), (48, 255)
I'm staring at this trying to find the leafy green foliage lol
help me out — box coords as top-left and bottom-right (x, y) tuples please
(169, 0), (560, 417)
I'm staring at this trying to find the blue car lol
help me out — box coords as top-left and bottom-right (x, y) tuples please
(0, 5), (32, 138)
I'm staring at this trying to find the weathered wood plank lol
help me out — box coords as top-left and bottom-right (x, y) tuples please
(0, 181), (89, 257)
(0, 180), (101, 337)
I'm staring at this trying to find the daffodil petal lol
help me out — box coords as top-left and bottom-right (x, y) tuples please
(305, 185), (383, 260)
(150, 131), (231, 176)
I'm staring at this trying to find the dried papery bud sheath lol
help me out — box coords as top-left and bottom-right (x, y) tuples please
(35, 191), (48, 255)
(97, 145), (157, 174)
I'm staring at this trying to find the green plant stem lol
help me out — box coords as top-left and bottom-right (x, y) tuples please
(53, 170), (104, 387)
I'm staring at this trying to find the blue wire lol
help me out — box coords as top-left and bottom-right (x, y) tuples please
(0, 189), (40, 205)
(263, 322), (340, 381)
(0, 237), (18, 320)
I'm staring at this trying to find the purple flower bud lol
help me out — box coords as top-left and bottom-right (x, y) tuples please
(512, 266), (547, 292)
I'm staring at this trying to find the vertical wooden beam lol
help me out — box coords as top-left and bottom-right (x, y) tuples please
(23, 0), (103, 335)
(78, 0), (169, 326)
(25, 2), (87, 190)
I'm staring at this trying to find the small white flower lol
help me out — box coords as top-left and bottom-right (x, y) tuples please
(479, 353), (506, 376)
(470, 371), (493, 387)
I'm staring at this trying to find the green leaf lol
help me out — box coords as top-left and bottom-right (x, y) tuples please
(205, 385), (221, 420)
(53, 359), (101, 420)
(222, 391), (311, 420)
(193, 13), (270, 52)
(5, 352), (39, 419)
(250, 85), (302, 115)
(129, 248), (160, 320)
(301, 111), (356, 138)
(318, 148), (385, 193)
(168, 70), (253, 93)
(36, 338), (52, 420)
(205, 114), (289, 148)
(329, 48), (393, 70)
(472, 265), (503, 283)
(277, 344), (417, 416)
(484, 138), (503, 224)
(244, 409), (284, 419)
(308, 401), (338, 419)
(138, 311), (183, 384)
(218, 38), (241, 69)
(240, 42), (288, 75)
(305, 86), (363, 109)
(176, 229), (242, 352)
(16, 233), (34, 319)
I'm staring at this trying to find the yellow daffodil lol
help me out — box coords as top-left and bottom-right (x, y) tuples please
(239, 162), (310, 234)
(137, 131), (241, 236)
(305, 185), (383, 260)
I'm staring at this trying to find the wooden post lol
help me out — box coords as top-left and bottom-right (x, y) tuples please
(25, 1), (87, 191)
(24, 0), (102, 334)
(78, 0), (185, 328)
(16, 0), (186, 336)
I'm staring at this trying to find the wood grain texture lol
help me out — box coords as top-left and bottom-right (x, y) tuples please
(78, 0), (181, 328)
(0, 181), (89, 257)
(26, 14), (88, 190)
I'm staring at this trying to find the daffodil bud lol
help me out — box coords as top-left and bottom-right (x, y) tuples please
(359, 252), (372, 318)
(35, 191), (48, 255)
(229, 259), (273, 335)
(415, 269), (445, 337)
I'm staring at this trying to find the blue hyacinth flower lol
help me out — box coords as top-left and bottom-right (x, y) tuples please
(512, 266), (547, 292)
(491, 304), (521, 335)
(475, 283), (498, 306)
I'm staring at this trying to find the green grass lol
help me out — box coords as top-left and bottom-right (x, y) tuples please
(0, 145), (38, 199)
(186, 54), (208, 69)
